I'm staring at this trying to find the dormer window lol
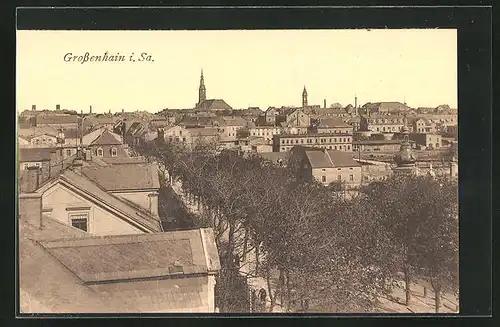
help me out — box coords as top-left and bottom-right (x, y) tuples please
(111, 147), (117, 157)
(97, 147), (104, 157)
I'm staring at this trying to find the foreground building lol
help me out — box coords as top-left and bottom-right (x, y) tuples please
(19, 193), (220, 313)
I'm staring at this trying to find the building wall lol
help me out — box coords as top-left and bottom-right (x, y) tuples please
(317, 126), (353, 134)
(112, 191), (159, 217)
(249, 127), (281, 141)
(353, 143), (401, 152)
(42, 183), (144, 236)
(311, 166), (361, 187)
(274, 134), (353, 152)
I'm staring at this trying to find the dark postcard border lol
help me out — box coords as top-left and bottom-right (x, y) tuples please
(4, 5), (492, 325)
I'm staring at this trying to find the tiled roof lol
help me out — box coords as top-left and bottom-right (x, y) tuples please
(39, 228), (220, 283)
(195, 99), (232, 110)
(56, 170), (162, 232)
(36, 115), (79, 125)
(318, 118), (352, 128)
(91, 130), (122, 145)
(305, 149), (361, 168)
(81, 163), (160, 191)
(363, 102), (410, 113)
(19, 148), (56, 162)
(19, 218), (220, 313)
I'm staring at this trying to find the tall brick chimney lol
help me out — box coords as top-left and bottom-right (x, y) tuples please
(324, 99), (326, 109)
(19, 193), (43, 229)
(32, 105), (36, 111)
(20, 167), (40, 193)
(56, 104), (61, 110)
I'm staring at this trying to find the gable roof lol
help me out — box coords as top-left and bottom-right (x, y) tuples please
(81, 163), (160, 191)
(304, 149), (361, 169)
(195, 99), (232, 111)
(91, 130), (122, 146)
(19, 148), (56, 162)
(38, 169), (162, 233)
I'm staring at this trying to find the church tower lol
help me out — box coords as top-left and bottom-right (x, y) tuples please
(198, 69), (207, 106)
(302, 86), (308, 108)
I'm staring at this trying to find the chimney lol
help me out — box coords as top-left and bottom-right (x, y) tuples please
(89, 105), (93, 114)
(19, 193), (43, 229)
(355, 96), (358, 108)
(32, 105), (36, 111)
(324, 99), (326, 109)
(56, 104), (61, 110)
(20, 167), (40, 193)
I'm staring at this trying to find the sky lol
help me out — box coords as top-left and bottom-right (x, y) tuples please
(16, 29), (457, 114)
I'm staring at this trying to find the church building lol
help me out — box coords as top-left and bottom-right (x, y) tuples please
(194, 70), (233, 111)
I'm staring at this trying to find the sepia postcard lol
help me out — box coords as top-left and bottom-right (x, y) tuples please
(17, 27), (460, 315)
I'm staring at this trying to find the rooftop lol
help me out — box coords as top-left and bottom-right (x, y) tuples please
(81, 163), (160, 191)
(305, 149), (361, 169)
(19, 147), (56, 162)
(19, 217), (220, 313)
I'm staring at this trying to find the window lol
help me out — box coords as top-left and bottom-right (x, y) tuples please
(35, 163), (41, 167)
(338, 175), (342, 181)
(66, 149), (72, 157)
(70, 213), (89, 232)
(282, 140), (285, 144)
(321, 176), (326, 182)
(301, 139), (304, 143)
(97, 148), (104, 157)
(349, 175), (354, 181)
(111, 147), (118, 157)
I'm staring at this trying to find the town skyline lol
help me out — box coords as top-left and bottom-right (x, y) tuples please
(17, 29), (457, 113)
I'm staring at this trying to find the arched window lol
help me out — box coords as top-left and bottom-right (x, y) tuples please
(111, 147), (117, 157)
(97, 147), (103, 157)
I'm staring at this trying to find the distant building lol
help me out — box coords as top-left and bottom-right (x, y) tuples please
(289, 146), (362, 188)
(194, 70), (232, 111)
(88, 129), (129, 158)
(35, 114), (80, 130)
(411, 117), (436, 133)
(273, 133), (353, 152)
(314, 117), (353, 134)
(362, 102), (411, 115)
(359, 114), (406, 133)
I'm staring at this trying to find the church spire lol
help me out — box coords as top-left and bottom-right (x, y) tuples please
(302, 85), (308, 108)
(198, 69), (206, 106)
